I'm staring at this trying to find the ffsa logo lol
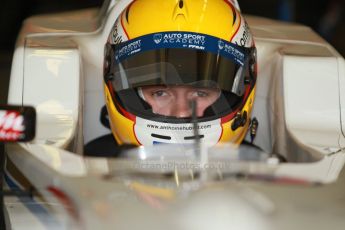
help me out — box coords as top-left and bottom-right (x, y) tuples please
(153, 34), (162, 44)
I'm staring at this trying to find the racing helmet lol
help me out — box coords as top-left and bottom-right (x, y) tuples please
(104, 0), (257, 146)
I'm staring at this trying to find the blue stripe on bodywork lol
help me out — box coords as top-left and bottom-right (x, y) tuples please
(4, 172), (62, 228)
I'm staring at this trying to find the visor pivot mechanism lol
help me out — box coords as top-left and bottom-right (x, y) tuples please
(250, 117), (259, 144)
(231, 111), (248, 131)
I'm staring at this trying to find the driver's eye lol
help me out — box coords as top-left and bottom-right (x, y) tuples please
(195, 91), (208, 97)
(152, 90), (168, 97)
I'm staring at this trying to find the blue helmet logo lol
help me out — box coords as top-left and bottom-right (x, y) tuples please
(153, 34), (163, 44)
(218, 40), (225, 50)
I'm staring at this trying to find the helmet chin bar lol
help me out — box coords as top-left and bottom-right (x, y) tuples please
(134, 116), (222, 146)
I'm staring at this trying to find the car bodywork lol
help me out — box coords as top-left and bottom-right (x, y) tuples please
(2, 0), (345, 229)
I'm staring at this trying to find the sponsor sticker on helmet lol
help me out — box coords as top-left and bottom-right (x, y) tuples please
(117, 40), (142, 59)
(110, 19), (128, 44)
(231, 19), (253, 48)
(153, 33), (206, 48)
(114, 32), (246, 65)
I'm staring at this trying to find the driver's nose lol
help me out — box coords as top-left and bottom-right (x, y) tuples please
(171, 99), (191, 118)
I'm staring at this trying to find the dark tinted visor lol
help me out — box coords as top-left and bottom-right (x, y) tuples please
(109, 48), (247, 97)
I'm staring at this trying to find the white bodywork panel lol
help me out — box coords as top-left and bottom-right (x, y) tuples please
(284, 56), (340, 147)
(25, 46), (80, 148)
(247, 17), (344, 156)
(8, 37), (82, 151)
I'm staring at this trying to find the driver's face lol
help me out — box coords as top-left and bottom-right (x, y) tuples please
(141, 85), (220, 118)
